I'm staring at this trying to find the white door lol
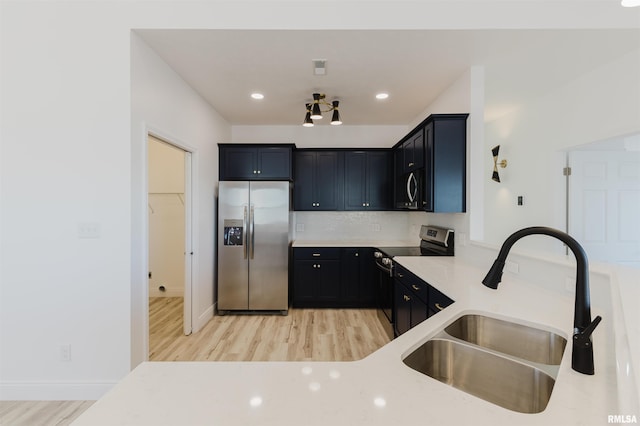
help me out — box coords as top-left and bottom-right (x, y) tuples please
(568, 150), (640, 267)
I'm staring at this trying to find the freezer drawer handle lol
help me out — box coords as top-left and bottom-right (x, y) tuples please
(312, 253), (321, 257)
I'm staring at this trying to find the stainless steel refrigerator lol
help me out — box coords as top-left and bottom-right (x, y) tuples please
(217, 181), (290, 314)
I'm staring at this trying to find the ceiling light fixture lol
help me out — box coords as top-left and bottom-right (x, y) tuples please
(621, 0), (640, 6)
(250, 93), (264, 100)
(376, 93), (389, 100)
(303, 93), (342, 126)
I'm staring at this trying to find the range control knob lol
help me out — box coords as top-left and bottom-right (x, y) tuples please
(381, 258), (392, 266)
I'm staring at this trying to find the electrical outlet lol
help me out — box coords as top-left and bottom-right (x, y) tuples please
(60, 344), (71, 362)
(505, 260), (519, 274)
(296, 223), (305, 232)
(77, 222), (101, 239)
(372, 223), (381, 232)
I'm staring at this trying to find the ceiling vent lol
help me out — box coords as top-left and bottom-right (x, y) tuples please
(313, 60), (326, 76)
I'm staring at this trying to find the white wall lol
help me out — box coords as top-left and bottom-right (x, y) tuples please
(131, 33), (230, 367)
(483, 48), (640, 255)
(1, 0), (638, 401)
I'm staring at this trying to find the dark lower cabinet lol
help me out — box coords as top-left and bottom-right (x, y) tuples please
(394, 262), (453, 337)
(292, 247), (376, 308)
(293, 249), (341, 307)
(340, 247), (376, 307)
(394, 281), (428, 337)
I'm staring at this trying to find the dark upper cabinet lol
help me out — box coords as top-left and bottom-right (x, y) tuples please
(293, 150), (344, 211)
(423, 115), (467, 212)
(393, 114), (467, 213)
(344, 150), (392, 210)
(401, 129), (424, 173)
(219, 144), (293, 180)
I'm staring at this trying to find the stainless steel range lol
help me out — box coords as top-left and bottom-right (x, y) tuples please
(373, 225), (454, 339)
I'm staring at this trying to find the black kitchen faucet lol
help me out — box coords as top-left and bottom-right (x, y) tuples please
(481, 226), (602, 375)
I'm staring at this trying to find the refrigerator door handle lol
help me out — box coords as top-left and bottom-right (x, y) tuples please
(243, 205), (248, 259)
(250, 205), (255, 259)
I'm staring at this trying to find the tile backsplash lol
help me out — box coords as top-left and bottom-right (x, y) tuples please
(292, 211), (430, 242)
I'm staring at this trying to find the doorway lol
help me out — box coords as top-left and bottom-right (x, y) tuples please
(147, 134), (193, 349)
(567, 134), (640, 267)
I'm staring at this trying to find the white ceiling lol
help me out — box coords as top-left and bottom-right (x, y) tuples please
(136, 29), (640, 126)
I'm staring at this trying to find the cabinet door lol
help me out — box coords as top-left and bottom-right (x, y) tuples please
(344, 152), (367, 210)
(293, 151), (316, 210)
(410, 297), (428, 328)
(366, 151), (391, 210)
(316, 260), (341, 303)
(432, 118), (466, 212)
(357, 248), (376, 306)
(405, 129), (424, 171)
(257, 147), (291, 179)
(293, 260), (318, 304)
(423, 122), (434, 212)
(221, 147), (257, 180)
(315, 151), (343, 211)
(340, 248), (361, 304)
(394, 281), (412, 337)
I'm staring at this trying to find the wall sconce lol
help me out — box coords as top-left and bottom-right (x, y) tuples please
(491, 145), (508, 182)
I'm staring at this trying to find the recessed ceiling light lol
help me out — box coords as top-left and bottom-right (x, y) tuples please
(376, 93), (389, 100)
(621, 0), (640, 6)
(251, 93), (264, 100)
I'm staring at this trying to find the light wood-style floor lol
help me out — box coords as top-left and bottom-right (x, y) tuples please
(1, 298), (391, 425)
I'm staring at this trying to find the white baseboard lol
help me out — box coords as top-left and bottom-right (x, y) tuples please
(0, 381), (116, 400)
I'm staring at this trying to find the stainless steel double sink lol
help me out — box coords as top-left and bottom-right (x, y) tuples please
(402, 314), (567, 413)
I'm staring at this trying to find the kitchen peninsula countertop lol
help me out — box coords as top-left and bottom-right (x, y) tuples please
(73, 255), (639, 425)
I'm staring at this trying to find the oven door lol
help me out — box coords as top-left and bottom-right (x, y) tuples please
(375, 259), (394, 340)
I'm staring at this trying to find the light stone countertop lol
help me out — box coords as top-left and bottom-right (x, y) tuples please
(73, 255), (639, 426)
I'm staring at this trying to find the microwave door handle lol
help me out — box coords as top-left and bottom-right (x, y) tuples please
(243, 205), (248, 259)
(249, 205), (255, 260)
(407, 172), (417, 202)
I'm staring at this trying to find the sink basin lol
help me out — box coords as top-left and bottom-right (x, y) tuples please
(444, 314), (567, 365)
(403, 339), (556, 413)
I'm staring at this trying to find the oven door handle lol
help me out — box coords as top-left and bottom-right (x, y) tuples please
(375, 261), (393, 277)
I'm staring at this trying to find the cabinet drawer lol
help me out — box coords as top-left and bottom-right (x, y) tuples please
(429, 285), (454, 315)
(294, 247), (340, 260)
(394, 264), (428, 303)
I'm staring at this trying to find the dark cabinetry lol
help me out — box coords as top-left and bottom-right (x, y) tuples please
(219, 144), (293, 180)
(393, 263), (453, 337)
(423, 116), (467, 212)
(399, 129), (424, 173)
(293, 248), (341, 306)
(344, 151), (392, 210)
(292, 247), (376, 308)
(293, 150), (344, 211)
(393, 114), (468, 213)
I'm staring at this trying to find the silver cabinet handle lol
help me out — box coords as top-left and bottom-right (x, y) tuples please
(408, 162), (414, 167)
(253, 170), (257, 174)
(412, 284), (420, 291)
(397, 273), (404, 278)
(404, 295), (411, 301)
(435, 303), (444, 311)
(312, 253), (321, 257)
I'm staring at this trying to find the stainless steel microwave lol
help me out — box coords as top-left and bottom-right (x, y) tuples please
(396, 169), (422, 210)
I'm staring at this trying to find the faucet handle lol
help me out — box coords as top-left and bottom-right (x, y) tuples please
(580, 315), (602, 339)
(572, 316), (601, 375)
